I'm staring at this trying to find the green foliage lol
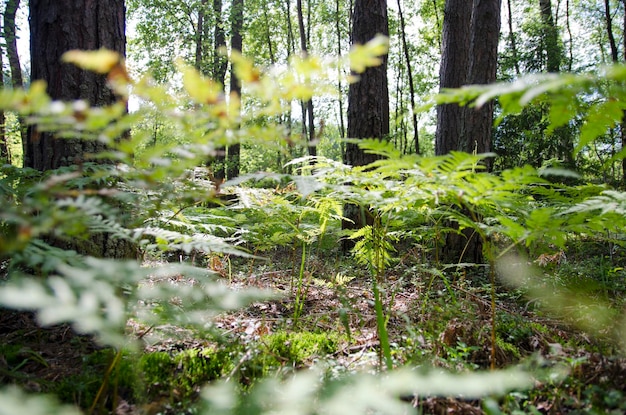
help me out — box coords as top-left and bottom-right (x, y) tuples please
(252, 331), (339, 370)
(4, 36), (626, 414)
(137, 347), (233, 403)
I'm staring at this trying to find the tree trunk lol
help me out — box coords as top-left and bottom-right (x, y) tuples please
(335, 0), (346, 142)
(435, 0), (472, 155)
(465, 0), (501, 158)
(343, 0), (389, 250)
(396, 0), (419, 154)
(345, 0), (389, 156)
(26, 0), (126, 171)
(436, 0), (501, 265)
(213, 0), (227, 80)
(539, 0), (560, 73)
(506, 0), (521, 75)
(0, 43), (7, 164)
(297, 0), (316, 158)
(4, 0), (26, 161)
(212, 0), (229, 181)
(4, 0), (23, 88)
(27, 0), (133, 259)
(226, 0), (243, 180)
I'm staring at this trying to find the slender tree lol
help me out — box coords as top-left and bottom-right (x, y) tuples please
(297, 0), (316, 157)
(4, 0), (22, 88)
(0, 34), (7, 164)
(335, 0), (346, 142)
(505, 0), (521, 75)
(212, 0), (229, 180)
(396, 0), (419, 154)
(539, 0), (561, 73)
(342, 0), (389, 246)
(606, 0), (626, 185)
(226, 0), (243, 180)
(4, 0), (25, 160)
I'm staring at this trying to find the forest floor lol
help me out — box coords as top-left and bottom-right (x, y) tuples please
(1, 251), (626, 414)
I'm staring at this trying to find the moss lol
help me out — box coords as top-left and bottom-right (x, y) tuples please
(53, 349), (118, 409)
(241, 331), (339, 381)
(135, 347), (234, 404)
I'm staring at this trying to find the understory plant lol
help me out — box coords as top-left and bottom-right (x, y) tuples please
(2, 41), (626, 415)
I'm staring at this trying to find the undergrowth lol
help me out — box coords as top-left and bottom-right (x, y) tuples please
(2, 45), (626, 415)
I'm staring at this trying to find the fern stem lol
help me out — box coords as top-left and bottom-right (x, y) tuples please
(373, 279), (393, 370)
(293, 241), (307, 324)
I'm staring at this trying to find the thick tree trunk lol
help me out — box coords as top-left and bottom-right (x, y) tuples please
(435, 0), (471, 155)
(465, 0), (501, 158)
(343, 0), (389, 251)
(27, 0), (133, 259)
(436, 0), (501, 265)
(345, 0), (389, 158)
(26, 0), (126, 171)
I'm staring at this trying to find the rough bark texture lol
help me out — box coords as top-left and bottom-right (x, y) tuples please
(436, 0), (501, 265)
(343, 0), (389, 250)
(435, 0), (471, 156)
(27, 0), (133, 260)
(465, 0), (501, 157)
(26, 0), (126, 171)
(345, 0), (389, 166)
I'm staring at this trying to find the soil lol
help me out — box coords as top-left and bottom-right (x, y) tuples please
(1, 255), (625, 414)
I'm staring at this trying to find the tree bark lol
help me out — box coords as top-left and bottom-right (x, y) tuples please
(435, 0), (472, 156)
(26, 0), (126, 171)
(297, 0), (316, 158)
(0, 43), (7, 164)
(435, 0), (501, 265)
(539, 0), (560, 73)
(195, 0), (209, 74)
(335, 0), (346, 142)
(506, 0), (521, 75)
(343, 0), (389, 250)
(211, 0), (229, 181)
(396, 0), (419, 154)
(465, 0), (501, 158)
(27, 0), (133, 260)
(345, 0), (389, 161)
(4, 0), (26, 161)
(226, 0), (243, 180)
